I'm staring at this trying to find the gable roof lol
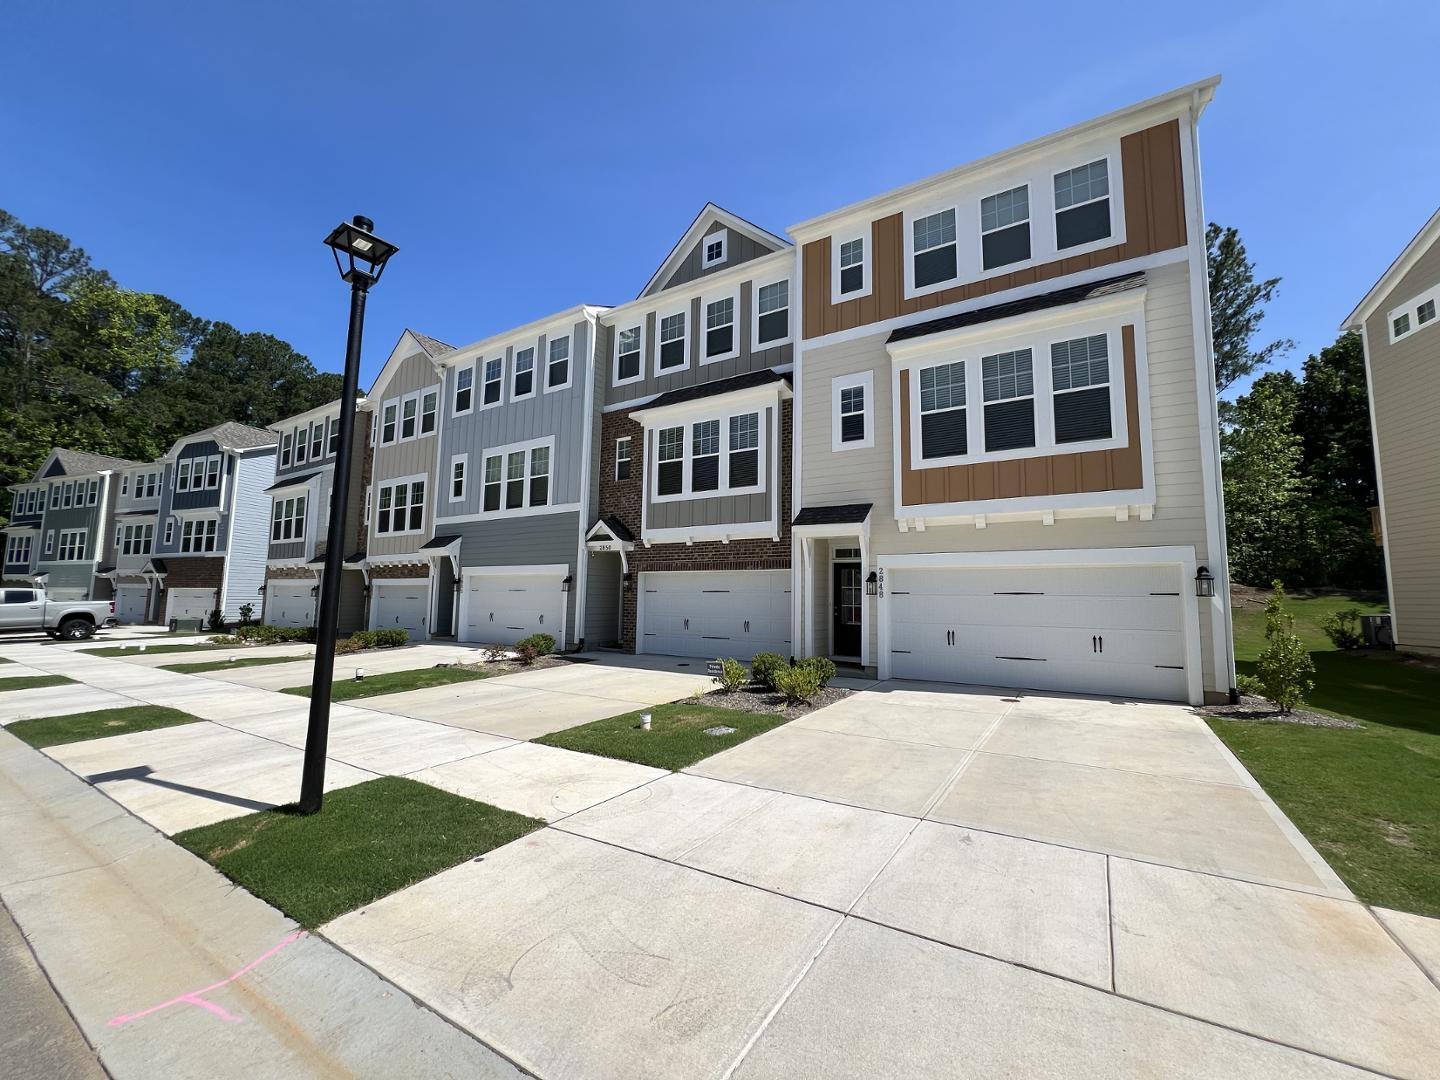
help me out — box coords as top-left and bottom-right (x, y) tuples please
(1342, 207), (1440, 330)
(365, 328), (452, 402)
(164, 420), (278, 459)
(41, 448), (140, 479)
(410, 330), (456, 359)
(638, 203), (791, 299)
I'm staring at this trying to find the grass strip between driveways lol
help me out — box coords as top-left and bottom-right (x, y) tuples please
(174, 776), (544, 928)
(1210, 592), (1440, 917)
(81, 643), (252, 657)
(537, 702), (792, 771)
(8, 706), (202, 749)
(162, 655), (310, 674)
(0, 674), (73, 694)
(280, 665), (493, 701)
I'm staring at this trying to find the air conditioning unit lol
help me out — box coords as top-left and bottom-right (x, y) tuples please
(1361, 614), (1393, 648)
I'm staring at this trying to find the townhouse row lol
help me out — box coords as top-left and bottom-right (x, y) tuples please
(3, 77), (1235, 704)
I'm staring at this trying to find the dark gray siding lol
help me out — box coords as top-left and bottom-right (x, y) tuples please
(583, 550), (622, 647)
(452, 511), (581, 643)
(170, 440), (226, 511)
(644, 403), (776, 531)
(651, 220), (781, 295)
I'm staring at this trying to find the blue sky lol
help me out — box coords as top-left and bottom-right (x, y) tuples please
(5, 1), (1436, 395)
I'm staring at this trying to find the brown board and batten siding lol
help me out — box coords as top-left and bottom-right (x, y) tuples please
(803, 120), (1188, 340)
(898, 325), (1143, 507)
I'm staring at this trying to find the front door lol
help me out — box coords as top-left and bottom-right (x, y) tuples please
(832, 562), (862, 658)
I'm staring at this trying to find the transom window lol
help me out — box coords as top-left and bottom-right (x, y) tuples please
(480, 441), (551, 513)
(981, 349), (1036, 451)
(513, 347), (535, 397)
(616, 325), (642, 382)
(1054, 159), (1111, 249)
(1051, 334), (1112, 443)
(919, 361), (968, 458)
(454, 365), (474, 414)
(756, 280), (790, 345)
(659, 312), (687, 370)
(375, 478), (425, 534)
(547, 335), (570, 389)
(1388, 284), (1440, 342)
(615, 436), (632, 480)
(705, 297), (735, 359)
(271, 496), (306, 542)
(483, 357), (503, 405)
(839, 238), (865, 295)
(179, 519), (217, 553)
(913, 209), (958, 288)
(980, 184), (1031, 270)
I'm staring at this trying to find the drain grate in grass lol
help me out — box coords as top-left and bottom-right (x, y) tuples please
(163, 655), (310, 674)
(281, 665), (493, 701)
(0, 674), (73, 694)
(174, 776), (544, 928)
(9, 706), (201, 749)
(537, 702), (791, 771)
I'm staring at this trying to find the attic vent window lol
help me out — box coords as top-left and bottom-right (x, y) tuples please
(702, 230), (728, 269)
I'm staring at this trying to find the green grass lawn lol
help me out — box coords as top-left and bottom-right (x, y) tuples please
(162, 655), (310, 674)
(8, 706), (201, 749)
(82, 643), (247, 657)
(1230, 589), (1386, 660)
(537, 701), (792, 771)
(280, 665), (493, 701)
(1211, 591), (1440, 916)
(173, 776), (543, 928)
(0, 674), (73, 693)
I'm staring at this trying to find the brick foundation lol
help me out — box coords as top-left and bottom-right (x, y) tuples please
(156, 557), (223, 622)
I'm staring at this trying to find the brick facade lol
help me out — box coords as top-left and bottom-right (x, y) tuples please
(599, 400), (793, 650)
(367, 562), (430, 580)
(156, 556), (223, 621)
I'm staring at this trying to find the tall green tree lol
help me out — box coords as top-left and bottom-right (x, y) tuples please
(1207, 223), (1293, 395)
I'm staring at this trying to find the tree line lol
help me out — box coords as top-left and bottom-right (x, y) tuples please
(0, 209), (340, 514)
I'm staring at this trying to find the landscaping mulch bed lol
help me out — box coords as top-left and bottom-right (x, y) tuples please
(1198, 695), (1361, 729)
(695, 682), (852, 719)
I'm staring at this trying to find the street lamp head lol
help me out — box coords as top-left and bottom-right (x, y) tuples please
(324, 215), (398, 288)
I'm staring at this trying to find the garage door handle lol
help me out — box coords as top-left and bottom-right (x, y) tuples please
(683, 618), (689, 630)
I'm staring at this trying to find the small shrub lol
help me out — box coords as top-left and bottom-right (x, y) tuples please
(1321, 608), (1364, 651)
(237, 603), (255, 628)
(481, 646), (507, 663)
(797, 656), (836, 688)
(334, 637), (365, 655)
(349, 628), (409, 649)
(236, 625), (315, 645)
(714, 657), (748, 693)
(750, 652), (787, 690)
(207, 607), (226, 632)
(514, 633), (555, 666)
(207, 634), (239, 645)
(1256, 581), (1315, 713)
(1235, 673), (1264, 697)
(772, 664), (821, 706)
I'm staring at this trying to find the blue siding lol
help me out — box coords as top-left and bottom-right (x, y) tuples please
(220, 452), (277, 617)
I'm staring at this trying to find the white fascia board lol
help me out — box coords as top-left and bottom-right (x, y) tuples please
(1342, 207), (1440, 330)
(627, 381), (792, 427)
(606, 248), (797, 327)
(434, 305), (610, 370)
(637, 204), (793, 299)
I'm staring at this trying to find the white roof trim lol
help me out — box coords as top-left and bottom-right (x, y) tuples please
(435, 305), (609, 369)
(638, 203), (792, 299)
(365, 330), (449, 403)
(1342, 206), (1440, 329)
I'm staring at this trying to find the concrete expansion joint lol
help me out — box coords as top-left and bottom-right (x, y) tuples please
(1367, 904), (1440, 996)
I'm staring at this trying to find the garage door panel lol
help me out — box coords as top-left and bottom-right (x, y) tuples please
(266, 583), (315, 628)
(116, 586), (148, 624)
(372, 582), (429, 641)
(461, 573), (565, 647)
(641, 571), (791, 659)
(167, 588), (214, 623)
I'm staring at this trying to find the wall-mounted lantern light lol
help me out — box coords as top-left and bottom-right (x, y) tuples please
(1195, 566), (1215, 598)
(561, 575), (573, 593)
(865, 571), (878, 596)
(622, 572), (634, 591)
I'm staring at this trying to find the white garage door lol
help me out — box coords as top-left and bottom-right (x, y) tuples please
(166, 587), (215, 624)
(370, 581), (429, 641)
(460, 571), (566, 647)
(640, 570), (791, 660)
(115, 585), (149, 624)
(885, 562), (1189, 701)
(265, 581), (315, 628)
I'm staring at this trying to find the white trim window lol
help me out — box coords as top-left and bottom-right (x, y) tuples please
(163, 519), (174, 546)
(700, 229), (727, 269)
(203, 455), (222, 490)
(280, 432), (293, 467)
(691, 420), (721, 492)
(546, 335), (571, 391)
(1387, 282), (1440, 343)
(703, 295), (737, 362)
(728, 412), (760, 488)
(658, 310), (687, 372)
(57, 529), (88, 561)
(374, 476), (426, 535)
(328, 417), (341, 455)
(832, 370), (875, 451)
(295, 426), (309, 464)
(513, 346), (536, 399)
(615, 324), (643, 384)
(61, 481), (74, 508)
(174, 461), (191, 493)
(755, 279), (790, 348)
(836, 234), (868, 300)
(380, 400), (399, 444)
(309, 423), (323, 461)
(142, 472), (157, 498)
(180, 518), (218, 553)
(120, 523), (154, 556)
(6, 534), (32, 565)
(651, 409), (764, 502)
(655, 425), (684, 496)
(615, 436), (632, 481)
(449, 454), (467, 502)
(479, 438), (553, 514)
(1053, 159), (1111, 250)
(87, 479), (99, 505)
(400, 395), (419, 440)
(44, 531), (55, 556)
(363, 489), (371, 527)
(981, 348), (1036, 452)
(420, 389), (438, 435)
(980, 184), (1031, 271)
(482, 356), (504, 408)
(454, 363), (475, 415)
(1051, 334), (1113, 444)
(912, 208), (958, 289)
(121, 474), (129, 496)
(918, 360), (969, 459)
(271, 495), (307, 542)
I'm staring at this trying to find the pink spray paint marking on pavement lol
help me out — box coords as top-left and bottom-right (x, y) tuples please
(107, 930), (306, 1028)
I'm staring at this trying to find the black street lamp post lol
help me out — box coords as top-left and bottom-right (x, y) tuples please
(299, 215), (398, 814)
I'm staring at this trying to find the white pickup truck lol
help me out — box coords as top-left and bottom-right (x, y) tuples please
(0, 585), (118, 640)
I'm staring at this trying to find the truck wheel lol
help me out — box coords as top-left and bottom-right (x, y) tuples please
(58, 618), (94, 640)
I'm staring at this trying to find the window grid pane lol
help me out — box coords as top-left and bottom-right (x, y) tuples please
(839, 239), (864, 268)
(981, 185), (1029, 232)
(661, 313), (685, 341)
(658, 427), (683, 461)
(1050, 335), (1110, 391)
(757, 281), (789, 314)
(729, 413), (758, 450)
(981, 349), (1034, 402)
(913, 209), (956, 252)
(919, 361), (966, 412)
(1054, 160), (1109, 209)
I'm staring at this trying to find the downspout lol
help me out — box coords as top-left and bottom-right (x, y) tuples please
(93, 471), (113, 600)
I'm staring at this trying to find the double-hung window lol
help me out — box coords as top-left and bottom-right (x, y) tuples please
(616, 325), (642, 382)
(295, 427), (308, 464)
(981, 349), (1036, 451)
(375, 479), (425, 534)
(980, 184), (1031, 270)
(756, 280), (789, 345)
(504, 451), (527, 509)
(449, 455), (467, 502)
(180, 518), (217, 553)
(280, 433), (293, 467)
(528, 446), (550, 506)
(1051, 334), (1112, 443)
(615, 436), (632, 480)
(400, 396), (418, 439)
(45, 530), (55, 556)
(328, 417), (340, 455)
(691, 420), (721, 491)
(58, 529), (87, 561)
(918, 361), (968, 459)
(420, 390), (437, 435)
(204, 456), (221, 490)
(87, 479), (99, 504)
(475, 442), (553, 514)
(656, 427), (684, 496)
(1054, 160), (1111, 249)
(513, 347), (535, 398)
(176, 461), (191, 492)
(271, 496), (307, 542)
(728, 413), (759, 488)
(310, 423), (323, 460)
(483, 456), (503, 511)
(546, 336), (570, 390)
(121, 474), (129, 496)
(838, 238), (866, 296)
(7, 535), (32, 564)
(913, 209), (958, 288)
(483, 357), (503, 406)
(454, 365), (474, 414)
(658, 312), (687, 370)
(704, 298), (735, 360)
(838, 383), (867, 445)
(381, 402), (398, 444)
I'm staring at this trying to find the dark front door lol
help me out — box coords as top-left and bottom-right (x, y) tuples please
(832, 562), (862, 658)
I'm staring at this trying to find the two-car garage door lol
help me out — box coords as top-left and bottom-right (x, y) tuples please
(640, 570), (791, 660)
(885, 562), (1191, 702)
